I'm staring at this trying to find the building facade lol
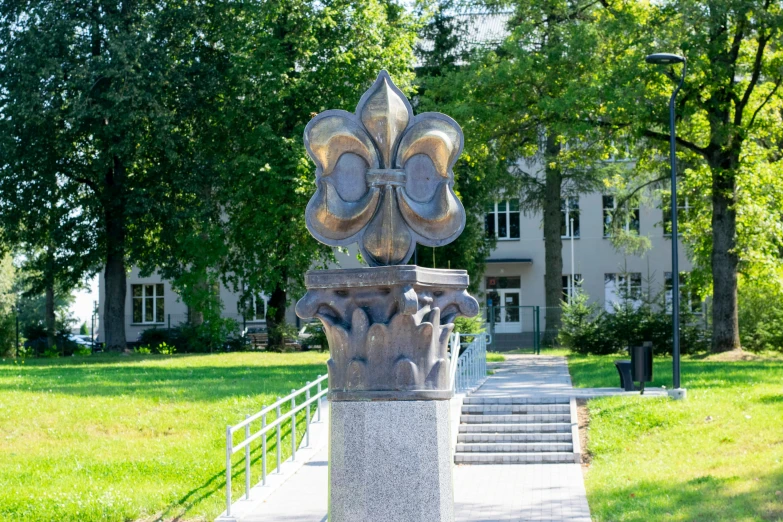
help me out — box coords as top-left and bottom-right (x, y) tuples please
(98, 188), (693, 344)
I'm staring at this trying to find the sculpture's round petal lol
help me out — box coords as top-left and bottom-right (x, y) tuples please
(394, 116), (462, 178)
(396, 182), (465, 243)
(305, 111), (379, 176)
(306, 180), (380, 241)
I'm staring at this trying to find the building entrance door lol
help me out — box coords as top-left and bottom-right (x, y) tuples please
(487, 289), (521, 334)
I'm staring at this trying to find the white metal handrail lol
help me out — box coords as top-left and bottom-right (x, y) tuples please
(453, 332), (490, 393)
(224, 373), (328, 518)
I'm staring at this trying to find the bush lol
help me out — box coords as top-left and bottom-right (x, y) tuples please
(134, 345), (152, 355)
(558, 291), (612, 355)
(74, 346), (92, 357)
(138, 328), (174, 351)
(738, 284), (783, 352)
(558, 289), (710, 356)
(300, 322), (327, 351)
(266, 322), (300, 352)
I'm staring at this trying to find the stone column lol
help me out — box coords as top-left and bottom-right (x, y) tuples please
(296, 266), (478, 522)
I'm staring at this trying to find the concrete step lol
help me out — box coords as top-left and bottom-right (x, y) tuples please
(458, 423), (572, 433)
(460, 413), (570, 424)
(463, 396), (570, 405)
(454, 452), (579, 464)
(456, 442), (573, 453)
(457, 432), (572, 444)
(461, 404), (570, 415)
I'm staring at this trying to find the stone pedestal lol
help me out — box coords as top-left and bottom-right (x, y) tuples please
(329, 400), (453, 522)
(296, 265), (477, 522)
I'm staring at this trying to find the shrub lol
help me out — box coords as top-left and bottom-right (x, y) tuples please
(74, 346), (92, 357)
(558, 291), (613, 354)
(156, 342), (175, 355)
(266, 322), (300, 352)
(738, 284), (783, 352)
(134, 345), (152, 355)
(300, 322), (327, 351)
(558, 289), (710, 356)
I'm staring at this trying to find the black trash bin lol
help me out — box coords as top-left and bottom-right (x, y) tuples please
(630, 341), (653, 393)
(614, 360), (635, 392)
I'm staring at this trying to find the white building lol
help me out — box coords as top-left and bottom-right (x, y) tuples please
(98, 186), (693, 348)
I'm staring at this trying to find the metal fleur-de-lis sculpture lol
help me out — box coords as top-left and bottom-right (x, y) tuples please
(303, 71), (466, 266)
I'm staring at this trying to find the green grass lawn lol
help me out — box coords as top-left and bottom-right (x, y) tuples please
(0, 351), (329, 522)
(486, 352), (506, 362)
(567, 352), (783, 522)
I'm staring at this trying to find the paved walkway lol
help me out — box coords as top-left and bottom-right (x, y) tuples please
(454, 355), (590, 521)
(222, 355), (598, 522)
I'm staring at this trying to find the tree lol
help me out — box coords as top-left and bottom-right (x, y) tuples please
(224, 0), (418, 347)
(421, 0), (615, 335)
(0, 1), (206, 350)
(0, 254), (16, 355)
(595, 0), (783, 352)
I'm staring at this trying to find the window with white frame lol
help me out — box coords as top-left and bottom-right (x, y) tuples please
(485, 199), (520, 239)
(664, 272), (702, 314)
(132, 284), (165, 323)
(663, 196), (692, 236)
(242, 294), (268, 322)
(603, 273), (642, 312)
(561, 197), (580, 238)
(603, 195), (640, 237)
(562, 274), (583, 303)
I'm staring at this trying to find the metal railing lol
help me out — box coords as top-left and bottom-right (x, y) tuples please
(453, 332), (490, 393)
(223, 374), (328, 518)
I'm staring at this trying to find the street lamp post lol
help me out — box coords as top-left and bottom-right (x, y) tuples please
(15, 305), (20, 358)
(645, 52), (687, 398)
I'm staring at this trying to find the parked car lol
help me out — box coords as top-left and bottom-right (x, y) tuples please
(68, 334), (94, 347)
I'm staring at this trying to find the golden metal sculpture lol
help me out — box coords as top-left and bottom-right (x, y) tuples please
(303, 70), (466, 266)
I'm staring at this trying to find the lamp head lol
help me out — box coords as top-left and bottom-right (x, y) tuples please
(645, 53), (685, 65)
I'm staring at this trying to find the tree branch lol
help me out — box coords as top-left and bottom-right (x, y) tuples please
(61, 171), (100, 194)
(749, 76), (782, 128)
(735, 31), (770, 126)
(642, 128), (709, 157)
(613, 173), (679, 213)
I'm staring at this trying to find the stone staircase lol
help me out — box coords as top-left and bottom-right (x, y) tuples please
(454, 396), (580, 464)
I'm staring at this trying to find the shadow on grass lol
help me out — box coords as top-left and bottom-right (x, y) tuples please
(0, 360), (329, 403)
(588, 466), (783, 522)
(151, 417), (307, 521)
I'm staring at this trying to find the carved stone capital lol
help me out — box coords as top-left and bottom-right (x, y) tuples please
(296, 266), (478, 401)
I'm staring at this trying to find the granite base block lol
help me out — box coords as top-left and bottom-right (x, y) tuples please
(329, 400), (454, 522)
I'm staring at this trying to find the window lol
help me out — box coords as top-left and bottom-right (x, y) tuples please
(485, 276), (521, 290)
(665, 272), (702, 314)
(132, 284), (165, 323)
(562, 274), (583, 303)
(603, 195), (640, 237)
(604, 273), (642, 312)
(241, 293), (268, 322)
(486, 199), (520, 239)
(561, 197), (580, 238)
(663, 196), (692, 236)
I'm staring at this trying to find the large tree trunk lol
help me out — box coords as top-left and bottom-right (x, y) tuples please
(103, 160), (127, 351)
(709, 152), (740, 353)
(542, 135), (564, 344)
(266, 283), (288, 350)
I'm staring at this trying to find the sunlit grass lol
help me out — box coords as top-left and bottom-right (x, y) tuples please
(566, 353), (783, 521)
(486, 352), (506, 362)
(0, 351), (329, 522)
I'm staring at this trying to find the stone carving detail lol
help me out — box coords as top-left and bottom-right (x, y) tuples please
(296, 266), (478, 400)
(303, 70), (466, 266)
